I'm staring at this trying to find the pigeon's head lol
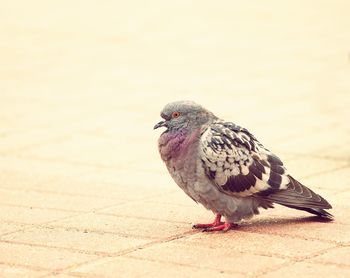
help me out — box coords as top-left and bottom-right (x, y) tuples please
(154, 101), (216, 132)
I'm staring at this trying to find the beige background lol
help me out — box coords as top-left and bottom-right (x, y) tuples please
(0, 1), (349, 277)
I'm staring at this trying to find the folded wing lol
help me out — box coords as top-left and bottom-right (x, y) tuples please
(200, 121), (332, 218)
(200, 121), (290, 196)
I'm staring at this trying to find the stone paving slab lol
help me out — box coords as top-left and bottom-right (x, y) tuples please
(0, 263), (48, 278)
(49, 213), (191, 240)
(0, 205), (78, 225)
(0, 242), (98, 272)
(176, 232), (335, 259)
(261, 262), (350, 278)
(71, 257), (239, 278)
(309, 246), (350, 267)
(126, 242), (287, 275)
(1, 226), (150, 256)
(1, 0), (350, 277)
(0, 188), (121, 212)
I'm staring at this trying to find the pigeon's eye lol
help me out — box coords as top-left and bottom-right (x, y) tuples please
(172, 111), (181, 118)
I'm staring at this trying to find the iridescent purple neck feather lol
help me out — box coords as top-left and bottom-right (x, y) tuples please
(158, 128), (201, 162)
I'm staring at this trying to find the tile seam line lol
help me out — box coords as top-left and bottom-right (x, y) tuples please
(2, 210), (89, 236)
(93, 211), (189, 224)
(0, 190), (178, 223)
(118, 229), (293, 260)
(160, 238), (334, 260)
(2, 215), (347, 244)
(303, 245), (350, 261)
(307, 259), (350, 269)
(239, 229), (346, 245)
(120, 254), (256, 276)
(41, 230), (200, 276)
(0, 186), (134, 201)
(0, 239), (140, 257)
(0, 261), (53, 273)
(253, 260), (297, 277)
(2, 223), (163, 241)
(3, 229), (312, 262)
(139, 230), (338, 261)
(0, 211), (86, 237)
(254, 245), (343, 277)
(0, 218), (139, 239)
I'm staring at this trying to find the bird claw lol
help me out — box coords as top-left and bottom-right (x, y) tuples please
(192, 214), (236, 232)
(201, 222), (235, 232)
(192, 222), (224, 229)
(192, 214), (223, 230)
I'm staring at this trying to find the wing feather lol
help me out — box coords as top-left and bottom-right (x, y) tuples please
(200, 121), (289, 197)
(200, 121), (333, 218)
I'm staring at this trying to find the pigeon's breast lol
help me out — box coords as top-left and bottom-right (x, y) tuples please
(158, 129), (200, 162)
(158, 129), (257, 221)
(158, 129), (201, 194)
(158, 131), (186, 162)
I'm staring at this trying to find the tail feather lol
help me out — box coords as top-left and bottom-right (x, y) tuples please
(262, 175), (333, 219)
(282, 204), (334, 220)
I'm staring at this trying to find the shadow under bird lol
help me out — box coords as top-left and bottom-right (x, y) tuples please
(154, 101), (333, 232)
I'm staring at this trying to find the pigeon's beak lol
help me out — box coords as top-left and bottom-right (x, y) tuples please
(153, 120), (167, 130)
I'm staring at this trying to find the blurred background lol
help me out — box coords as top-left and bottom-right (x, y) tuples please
(1, 0), (349, 180)
(1, 1), (350, 276)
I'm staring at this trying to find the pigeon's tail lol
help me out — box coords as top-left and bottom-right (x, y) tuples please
(261, 175), (333, 220)
(281, 205), (334, 220)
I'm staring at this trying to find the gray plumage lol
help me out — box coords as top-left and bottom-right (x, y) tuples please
(154, 101), (333, 230)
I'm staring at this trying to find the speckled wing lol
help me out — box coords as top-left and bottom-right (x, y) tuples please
(200, 121), (290, 197)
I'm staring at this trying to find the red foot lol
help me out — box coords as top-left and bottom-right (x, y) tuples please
(192, 214), (223, 229)
(202, 222), (235, 232)
(192, 214), (235, 232)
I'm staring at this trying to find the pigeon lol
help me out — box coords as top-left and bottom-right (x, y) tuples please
(154, 100), (333, 231)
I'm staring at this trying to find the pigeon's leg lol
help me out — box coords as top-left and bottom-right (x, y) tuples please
(202, 222), (236, 232)
(192, 214), (223, 229)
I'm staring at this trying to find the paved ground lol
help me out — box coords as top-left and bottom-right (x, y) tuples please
(1, 1), (350, 277)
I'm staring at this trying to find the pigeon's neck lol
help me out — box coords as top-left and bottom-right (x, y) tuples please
(158, 128), (200, 162)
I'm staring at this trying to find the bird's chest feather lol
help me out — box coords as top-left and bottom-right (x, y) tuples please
(158, 129), (200, 186)
(158, 128), (241, 216)
(158, 130), (199, 162)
